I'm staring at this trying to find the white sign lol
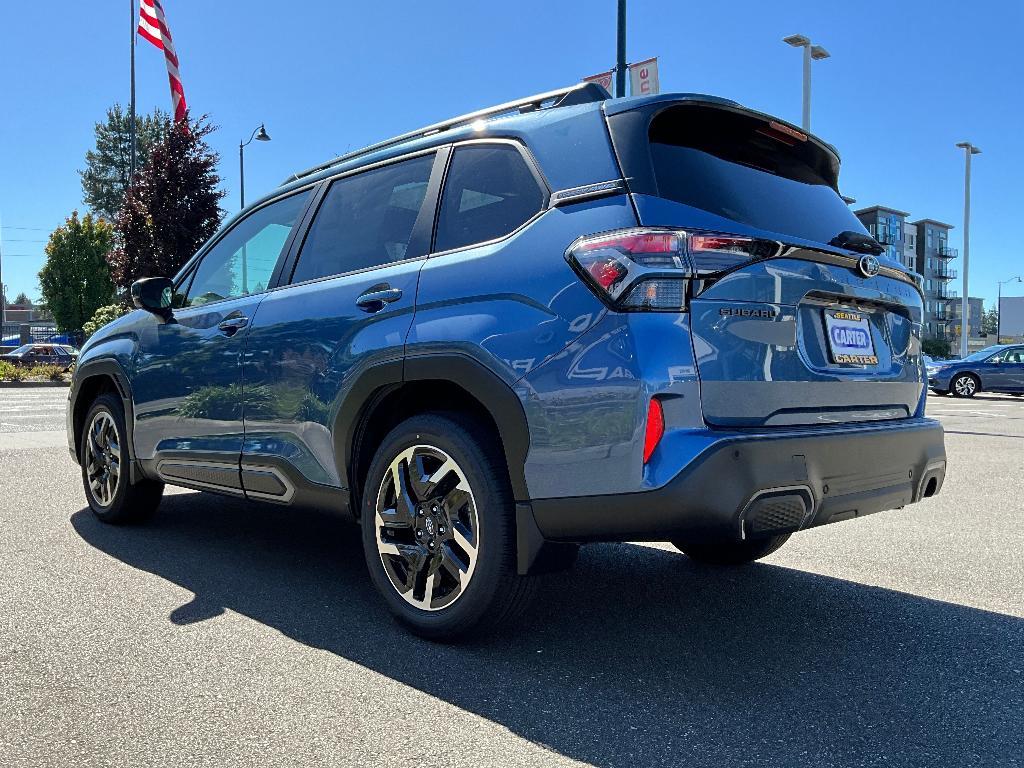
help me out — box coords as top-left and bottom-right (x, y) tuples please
(629, 57), (659, 96)
(999, 295), (1024, 339)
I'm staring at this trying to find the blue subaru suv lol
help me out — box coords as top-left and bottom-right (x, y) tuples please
(68, 83), (946, 639)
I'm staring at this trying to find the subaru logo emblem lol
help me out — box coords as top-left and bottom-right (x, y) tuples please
(857, 255), (880, 278)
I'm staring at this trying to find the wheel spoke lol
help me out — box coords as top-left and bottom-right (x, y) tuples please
(440, 542), (471, 586)
(393, 459), (420, 517)
(451, 519), (478, 559)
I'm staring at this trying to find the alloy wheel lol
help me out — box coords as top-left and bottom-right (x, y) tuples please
(953, 375), (976, 397)
(374, 444), (480, 611)
(85, 411), (121, 507)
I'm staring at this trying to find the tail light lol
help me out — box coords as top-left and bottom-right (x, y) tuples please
(567, 227), (781, 310)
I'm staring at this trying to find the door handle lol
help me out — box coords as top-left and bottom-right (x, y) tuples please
(217, 316), (249, 336)
(356, 285), (403, 312)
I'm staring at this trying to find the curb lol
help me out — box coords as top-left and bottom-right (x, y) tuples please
(0, 380), (71, 388)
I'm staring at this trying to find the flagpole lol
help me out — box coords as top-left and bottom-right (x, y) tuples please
(129, 0), (137, 181)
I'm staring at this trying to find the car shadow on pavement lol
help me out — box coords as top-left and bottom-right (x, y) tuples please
(71, 493), (1023, 768)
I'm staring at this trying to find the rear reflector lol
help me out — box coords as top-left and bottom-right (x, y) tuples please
(643, 398), (665, 464)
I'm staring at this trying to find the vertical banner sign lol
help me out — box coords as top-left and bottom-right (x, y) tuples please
(582, 70), (614, 93)
(629, 57), (659, 96)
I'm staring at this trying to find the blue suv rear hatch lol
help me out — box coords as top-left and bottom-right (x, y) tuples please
(606, 97), (925, 427)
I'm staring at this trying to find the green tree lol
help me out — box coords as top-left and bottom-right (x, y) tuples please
(982, 306), (999, 336)
(80, 104), (170, 220)
(108, 113), (225, 294)
(12, 292), (32, 307)
(38, 212), (116, 333)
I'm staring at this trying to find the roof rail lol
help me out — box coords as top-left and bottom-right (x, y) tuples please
(281, 82), (610, 184)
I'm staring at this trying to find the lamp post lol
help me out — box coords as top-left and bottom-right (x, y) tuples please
(239, 123), (271, 210)
(782, 34), (830, 132)
(956, 141), (981, 358)
(997, 275), (1022, 344)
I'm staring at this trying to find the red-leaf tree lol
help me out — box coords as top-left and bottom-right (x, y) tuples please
(108, 113), (225, 295)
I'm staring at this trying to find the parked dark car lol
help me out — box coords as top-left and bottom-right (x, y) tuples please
(2, 343), (78, 370)
(67, 83), (946, 640)
(928, 344), (1024, 397)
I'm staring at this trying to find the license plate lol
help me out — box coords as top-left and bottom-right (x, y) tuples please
(824, 309), (878, 365)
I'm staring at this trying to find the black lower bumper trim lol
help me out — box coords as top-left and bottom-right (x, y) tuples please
(529, 420), (946, 543)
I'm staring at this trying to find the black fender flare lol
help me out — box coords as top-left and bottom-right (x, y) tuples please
(333, 352), (531, 503)
(69, 358), (143, 483)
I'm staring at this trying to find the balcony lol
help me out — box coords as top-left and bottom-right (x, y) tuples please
(933, 306), (952, 321)
(934, 265), (958, 281)
(937, 245), (958, 259)
(935, 284), (959, 300)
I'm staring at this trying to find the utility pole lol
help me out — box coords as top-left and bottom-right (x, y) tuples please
(129, 0), (137, 180)
(956, 141), (981, 358)
(615, 0), (627, 98)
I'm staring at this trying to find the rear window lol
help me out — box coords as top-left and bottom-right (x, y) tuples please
(648, 105), (867, 245)
(434, 144), (544, 253)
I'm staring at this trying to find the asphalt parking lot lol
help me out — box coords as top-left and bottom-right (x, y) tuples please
(1, 387), (1021, 767)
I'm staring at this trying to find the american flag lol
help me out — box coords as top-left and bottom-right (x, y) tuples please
(138, 0), (188, 122)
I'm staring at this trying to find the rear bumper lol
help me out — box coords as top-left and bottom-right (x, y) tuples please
(528, 418), (946, 543)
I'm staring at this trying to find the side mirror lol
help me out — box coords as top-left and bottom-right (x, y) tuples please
(131, 277), (175, 318)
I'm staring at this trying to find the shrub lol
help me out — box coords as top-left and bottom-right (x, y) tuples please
(0, 361), (22, 381)
(27, 364), (69, 382)
(84, 303), (130, 338)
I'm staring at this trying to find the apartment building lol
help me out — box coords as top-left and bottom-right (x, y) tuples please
(855, 206), (960, 344)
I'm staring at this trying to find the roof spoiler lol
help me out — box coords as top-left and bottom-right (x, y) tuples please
(281, 82), (610, 185)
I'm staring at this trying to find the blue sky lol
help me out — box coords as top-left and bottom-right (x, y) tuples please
(1, 0), (1021, 307)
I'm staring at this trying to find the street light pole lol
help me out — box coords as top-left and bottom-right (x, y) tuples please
(956, 141), (981, 358)
(997, 276), (1022, 344)
(783, 35), (830, 132)
(239, 123), (271, 210)
(615, 0), (627, 98)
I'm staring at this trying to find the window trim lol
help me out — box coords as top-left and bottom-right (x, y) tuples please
(171, 184), (319, 301)
(279, 146), (447, 289)
(428, 138), (551, 258)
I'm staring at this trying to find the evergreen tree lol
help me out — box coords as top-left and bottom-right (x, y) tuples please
(80, 104), (170, 220)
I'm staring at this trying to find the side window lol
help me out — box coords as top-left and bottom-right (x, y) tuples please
(184, 189), (311, 307)
(434, 144), (545, 253)
(290, 153), (435, 284)
(1006, 348), (1024, 364)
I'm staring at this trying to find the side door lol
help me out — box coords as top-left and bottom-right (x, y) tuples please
(999, 347), (1024, 391)
(239, 150), (442, 503)
(978, 348), (1012, 391)
(130, 189), (313, 493)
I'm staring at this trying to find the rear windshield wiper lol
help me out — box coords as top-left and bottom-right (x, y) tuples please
(829, 230), (884, 256)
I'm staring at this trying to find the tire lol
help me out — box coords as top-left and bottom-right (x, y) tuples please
(360, 412), (535, 640)
(80, 393), (164, 524)
(951, 373), (979, 398)
(672, 533), (790, 565)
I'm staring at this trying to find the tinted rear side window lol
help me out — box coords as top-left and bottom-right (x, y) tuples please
(434, 144), (544, 253)
(291, 153), (434, 283)
(649, 106), (866, 244)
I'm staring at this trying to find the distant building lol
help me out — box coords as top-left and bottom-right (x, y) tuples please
(854, 207), (961, 346)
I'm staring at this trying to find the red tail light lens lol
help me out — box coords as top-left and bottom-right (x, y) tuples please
(643, 397), (665, 464)
(567, 228), (689, 310)
(567, 228), (780, 311)
(689, 234), (780, 274)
